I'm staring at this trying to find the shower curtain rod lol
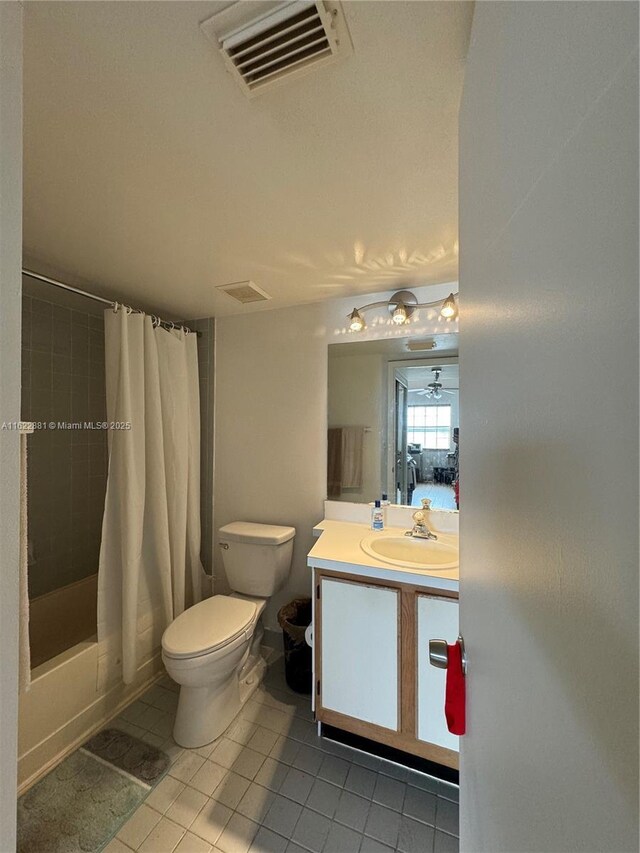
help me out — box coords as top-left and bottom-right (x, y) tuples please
(22, 268), (201, 336)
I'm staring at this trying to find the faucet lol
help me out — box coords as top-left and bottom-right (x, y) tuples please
(405, 510), (438, 540)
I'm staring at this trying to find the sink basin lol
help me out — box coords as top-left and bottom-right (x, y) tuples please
(360, 534), (458, 571)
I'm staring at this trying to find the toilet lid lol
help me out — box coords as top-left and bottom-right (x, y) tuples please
(162, 595), (257, 659)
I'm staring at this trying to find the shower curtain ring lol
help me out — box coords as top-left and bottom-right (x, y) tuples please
(113, 302), (119, 314)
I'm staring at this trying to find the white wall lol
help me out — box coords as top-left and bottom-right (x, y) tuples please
(214, 301), (328, 629)
(459, 3), (638, 852)
(214, 282), (456, 630)
(0, 4), (23, 848)
(328, 351), (385, 503)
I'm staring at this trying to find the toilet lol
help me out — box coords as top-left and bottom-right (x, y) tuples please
(161, 521), (295, 748)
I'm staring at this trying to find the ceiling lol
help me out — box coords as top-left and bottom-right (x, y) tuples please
(23, 1), (473, 319)
(328, 332), (458, 359)
(402, 362), (459, 391)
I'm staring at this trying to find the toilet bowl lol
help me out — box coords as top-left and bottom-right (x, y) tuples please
(162, 594), (264, 747)
(161, 521), (295, 748)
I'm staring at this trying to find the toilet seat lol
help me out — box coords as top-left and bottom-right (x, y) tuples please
(162, 594), (257, 660)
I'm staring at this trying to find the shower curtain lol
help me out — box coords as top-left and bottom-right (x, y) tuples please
(97, 309), (203, 685)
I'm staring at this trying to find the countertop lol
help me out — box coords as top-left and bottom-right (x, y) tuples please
(307, 519), (459, 592)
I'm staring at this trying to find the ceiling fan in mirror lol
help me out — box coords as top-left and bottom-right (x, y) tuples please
(415, 368), (456, 400)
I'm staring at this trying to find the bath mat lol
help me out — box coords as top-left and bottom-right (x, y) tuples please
(17, 728), (170, 853)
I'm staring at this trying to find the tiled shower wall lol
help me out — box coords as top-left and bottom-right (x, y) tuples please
(188, 317), (215, 579)
(21, 299), (215, 599)
(21, 295), (107, 599)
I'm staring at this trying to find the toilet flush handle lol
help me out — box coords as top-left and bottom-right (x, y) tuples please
(219, 543), (229, 550)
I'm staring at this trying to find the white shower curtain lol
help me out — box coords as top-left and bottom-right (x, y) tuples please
(97, 309), (203, 685)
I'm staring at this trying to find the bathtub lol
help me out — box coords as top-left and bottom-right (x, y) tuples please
(29, 573), (98, 669)
(19, 575), (163, 793)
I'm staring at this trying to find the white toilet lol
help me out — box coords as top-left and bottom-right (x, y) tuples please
(161, 521), (295, 748)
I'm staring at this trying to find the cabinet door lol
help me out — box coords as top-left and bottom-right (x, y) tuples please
(319, 577), (399, 731)
(417, 595), (459, 751)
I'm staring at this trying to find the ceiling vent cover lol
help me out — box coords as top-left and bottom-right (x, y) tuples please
(201, 1), (352, 97)
(217, 280), (272, 304)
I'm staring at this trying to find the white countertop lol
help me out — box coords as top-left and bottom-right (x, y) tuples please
(307, 519), (459, 592)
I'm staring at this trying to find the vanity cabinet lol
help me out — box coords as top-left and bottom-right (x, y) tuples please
(416, 594), (460, 752)
(313, 569), (459, 769)
(318, 577), (399, 730)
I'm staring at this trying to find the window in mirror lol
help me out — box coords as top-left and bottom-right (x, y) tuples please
(408, 404), (451, 450)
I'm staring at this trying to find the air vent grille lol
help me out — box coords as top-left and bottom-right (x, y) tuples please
(217, 281), (272, 304)
(228, 5), (333, 89)
(201, 2), (351, 98)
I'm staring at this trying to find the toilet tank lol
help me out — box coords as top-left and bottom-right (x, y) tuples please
(218, 522), (296, 597)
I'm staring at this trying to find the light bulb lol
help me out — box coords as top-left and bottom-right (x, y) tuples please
(348, 308), (365, 332)
(440, 293), (457, 319)
(392, 301), (407, 325)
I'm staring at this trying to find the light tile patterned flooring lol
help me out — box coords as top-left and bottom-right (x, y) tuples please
(106, 651), (459, 853)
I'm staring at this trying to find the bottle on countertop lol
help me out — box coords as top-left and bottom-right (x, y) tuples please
(371, 499), (385, 531)
(381, 493), (391, 506)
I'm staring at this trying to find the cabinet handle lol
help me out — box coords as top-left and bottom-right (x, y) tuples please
(429, 635), (467, 675)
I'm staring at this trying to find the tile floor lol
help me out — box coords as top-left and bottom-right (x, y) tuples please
(106, 651), (459, 853)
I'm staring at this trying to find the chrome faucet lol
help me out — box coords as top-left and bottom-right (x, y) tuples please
(405, 510), (438, 540)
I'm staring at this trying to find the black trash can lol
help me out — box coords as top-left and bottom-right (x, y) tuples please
(277, 598), (312, 695)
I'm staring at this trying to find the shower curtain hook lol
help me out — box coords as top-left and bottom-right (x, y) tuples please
(113, 301), (119, 314)
(125, 304), (133, 315)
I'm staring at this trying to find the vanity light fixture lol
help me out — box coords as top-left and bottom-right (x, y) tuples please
(346, 289), (458, 332)
(392, 301), (408, 325)
(440, 292), (458, 319)
(348, 308), (365, 332)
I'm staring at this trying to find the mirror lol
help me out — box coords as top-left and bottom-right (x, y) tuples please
(327, 335), (459, 510)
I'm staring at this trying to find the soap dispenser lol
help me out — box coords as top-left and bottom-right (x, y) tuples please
(371, 500), (384, 531)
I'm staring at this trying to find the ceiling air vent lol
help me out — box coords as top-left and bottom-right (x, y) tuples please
(217, 280), (272, 304)
(201, 1), (352, 98)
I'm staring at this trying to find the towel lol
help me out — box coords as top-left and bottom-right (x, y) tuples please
(19, 432), (31, 692)
(327, 428), (343, 497)
(445, 641), (465, 735)
(341, 426), (364, 489)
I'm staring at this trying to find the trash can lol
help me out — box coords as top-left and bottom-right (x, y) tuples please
(277, 598), (312, 695)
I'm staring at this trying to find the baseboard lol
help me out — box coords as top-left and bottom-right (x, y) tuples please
(320, 723), (460, 785)
(262, 627), (283, 651)
(18, 653), (163, 795)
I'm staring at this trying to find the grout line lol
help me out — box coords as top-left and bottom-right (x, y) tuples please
(124, 673), (459, 852)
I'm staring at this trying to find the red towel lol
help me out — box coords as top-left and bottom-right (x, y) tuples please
(445, 641), (466, 735)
